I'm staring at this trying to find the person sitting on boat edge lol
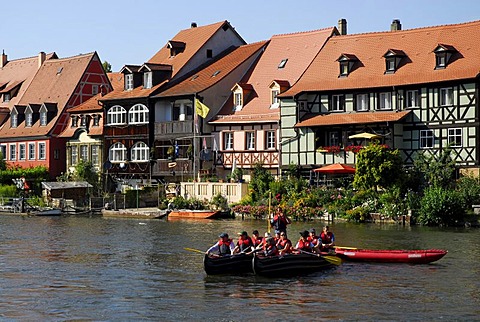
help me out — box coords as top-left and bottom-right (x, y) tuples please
(276, 231), (293, 255)
(205, 232), (235, 257)
(308, 228), (321, 250)
(251, 230), (263, 248)
(262, 236), (279, 257)
(270, 206), (291, 235)
(294, 230), (315, 253)
(233, 231), (254, 254)
(320, 225), (335, 252)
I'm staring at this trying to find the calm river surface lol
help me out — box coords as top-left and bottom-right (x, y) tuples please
(0, 214), (478, 321)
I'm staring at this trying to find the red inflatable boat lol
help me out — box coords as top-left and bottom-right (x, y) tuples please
(334, 248), (447, 264)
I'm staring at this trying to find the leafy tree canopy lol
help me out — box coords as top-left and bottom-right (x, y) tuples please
(102, 61), (112, 73)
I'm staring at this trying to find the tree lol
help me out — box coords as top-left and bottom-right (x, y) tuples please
(413, 146), (456, 189)
(102, 61), (112, 73)
(248, 163), (274, 203)
(353, 142), (404, 192)
(72, 160), (100, 195)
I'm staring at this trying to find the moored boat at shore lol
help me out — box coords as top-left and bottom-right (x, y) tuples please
(203, 253), (254, 275)
(334, 248), (447, 264)
(168, 209), (232, 219)
(252, 253), (335, 277)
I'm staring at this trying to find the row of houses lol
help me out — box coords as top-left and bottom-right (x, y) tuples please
(1, 18), (479, 192)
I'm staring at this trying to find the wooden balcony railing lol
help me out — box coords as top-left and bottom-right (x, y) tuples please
(154, 120), (193, 136)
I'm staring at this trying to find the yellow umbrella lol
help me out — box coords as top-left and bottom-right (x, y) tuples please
(348, 132), (381, 140)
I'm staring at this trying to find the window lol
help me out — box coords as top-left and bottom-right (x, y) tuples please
(234, 93), (242, 110)
(356, 94), (368, 111)
(434, 44), (457, 69)
(72, 116), (78, 127)
(9, 144), (16, 161)
(448, 128), (462, 147)
(278, 59), (288, 69)
(246, 132), (255, 150)
(386, 58), (396, 72)
(28, 143), (35, 160)
(26, 112), (33, 127)
(331, 95), (345, 111)
(128, 104), (149, 124)
(339, 62), (349, 76)
(80, 145), (88, 161)
(54, 149), (60, 160)
(107, 105), (127, 125)
(0, 145), (6, 160)
(11, 112), (17, 128)
(91, 145), (99, 166)
(406, 90), (419, 108)
(224, 132), (233, 150)
(131, 142), (149, 162)
(143, 72), (152, 89)
(38, 142), (46, 160)
(40, 110), (47, 126)
(440, 88), (453, 106)
(420, 130), (434, 148)
(266, 131), (276, 149)
(206, 49), (213, 58)
(271, 89), (279, 107)
(80, 115), (87, 127)
(125, 74), (134, 90)
(92, 84), (99, 95)
(3, 93), (10, 102)
(92, 115), (100, 126)
(71, 146), (78, 165)
(436, 54), (446, 68)
(109, 142), (127, 162)
(378, 92), (392, 110)
(329, 132), (340, 146)
(19, 143), (26, 161)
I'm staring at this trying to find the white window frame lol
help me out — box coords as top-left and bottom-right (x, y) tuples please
(331, 95), (345, 111)
(26, 112), (33, 127)
(125, 74), (134, 90)
(271, 89), (280, 108)
(4, 93), (10, 103)
(246, 132), (255, 150)
(406, 90), (419, 108)
(11, 112), (17, 128)
(420, 130), (434, 148)
(71, 145), (78, 165)
(92, 114), (100, 127)
(28, 143), (35, 160)
(38, 142), (46, 160)
(131, 141), (149, 162)
(40, 110), (47, 126)
(356, 94), (368, 111)
(128, 104), (149, 124)
(80, 115), (87, 127)
(448, 128), (462, 147)
(266, 131), (276, 149)
(378, 92), (392, 110)
(109, 142), (127, 162)
(9, 144), (16, 161)
(92, 84), (99, 95)
(91, 145), (99, 166)
(329, 132), (340, 146)
(19, 143), (26, 161)
(0, 144), (6, 160)
(80, 145), (88, 161)
(107, 105), (127, 125)
(234, 93), (243, 111)
(440, 88), (453, 106)
(224, 132), (233, 150)
(144, 72), (152, 89)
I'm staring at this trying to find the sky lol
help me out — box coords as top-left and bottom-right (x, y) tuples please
(2, 0), (480, 72)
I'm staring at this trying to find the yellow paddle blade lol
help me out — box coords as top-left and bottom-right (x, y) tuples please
(333, 246), (358, 250)
(184, 247), (204, 254)
(323, 255), (342, 266)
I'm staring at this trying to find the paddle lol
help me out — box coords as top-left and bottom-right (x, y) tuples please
(297, 249), (342, 266)
(333, 246), (358, 250)
(184, 247), (205, 254)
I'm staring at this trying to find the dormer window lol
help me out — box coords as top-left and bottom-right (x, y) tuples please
(25, 111), (33, 127)
(92, 114), (100, 127)
(39, 106), (47, 126)
(72, 115), (79, 127)
(337, 54), (358, 77)
(125, 74), (134, 90)
(80, 115), (87, 127)
(167, 40), (186, 58)
(143, 71), (152, 89)
(11, 111), (17, 128)
(3, 93), (10, 103)
(271, 90), (279, 106)
(434, 44), (457, 69)
(234, 92), (243, 111)
(278, 59), (288, 69)
(383, 49), (406, 74)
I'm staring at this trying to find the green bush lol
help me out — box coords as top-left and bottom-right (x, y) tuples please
(418, 187), (465, 226)
(0, 185), (17, 198)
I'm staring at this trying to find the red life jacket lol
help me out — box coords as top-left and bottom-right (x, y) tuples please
(264, 244), (279, 256)
(252, 236), (263, 247)
(308, 235), (319, 245)
(237, 237), (253, 252)
(321, 232), (333, 244)
(277, 238), (292, 253)
(218, 238), (233, 255)
(297, 239), (313, 252)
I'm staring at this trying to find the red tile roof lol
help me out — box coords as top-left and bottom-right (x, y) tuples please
(295, 110), (410, 127)
(284, 20), (480, 96)
(211, 27), (336, 124)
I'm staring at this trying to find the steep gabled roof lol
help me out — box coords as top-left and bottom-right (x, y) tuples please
(284, 20), (480, 97)
(212, 27), (337, 124)
(155, 41), (268, 97)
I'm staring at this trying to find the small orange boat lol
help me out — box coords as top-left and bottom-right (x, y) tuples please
(168, 209), (230, 219)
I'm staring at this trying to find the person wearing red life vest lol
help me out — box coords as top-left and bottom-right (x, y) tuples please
(270, 206), (291, 235)
(262, 236), (279, 257)
(295, 230), (315, 253)
(307, 228), (321, 250)
(251, 230), (263, 248)
(320, 225), (335, 251)
(276, 232), (293, 255)
(233, 231), (254, 254)
(205, 232), (235, 257)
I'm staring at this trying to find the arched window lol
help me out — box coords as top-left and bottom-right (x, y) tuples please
(128, 104), (149, 124)
(109, 142), (127, 162)
(107, 105), (126, 125)
(131, 141), (149, 162)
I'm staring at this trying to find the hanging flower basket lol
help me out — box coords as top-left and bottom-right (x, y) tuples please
(317, 146), (342, 154)
(344, 145), (364, 153)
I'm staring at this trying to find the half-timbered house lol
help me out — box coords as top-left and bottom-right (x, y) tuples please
(280, 19), (480, 174)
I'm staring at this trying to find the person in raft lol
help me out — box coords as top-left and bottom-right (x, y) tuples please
(233, 231), (254, 254)
(320, 225), (335, 251)
(294, 230), (316, 253)
(308, 228), (321, 250)
(205, 232), (235, 257)
(276, 231), (293, 255)
(251, 230), (264, 248)
(262, 236), (279, 257)
(270, 206), (292, 234)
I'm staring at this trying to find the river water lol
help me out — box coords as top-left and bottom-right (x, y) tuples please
(0, 215), (478, 321)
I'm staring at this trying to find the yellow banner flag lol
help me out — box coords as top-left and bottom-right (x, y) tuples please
(195, 99), (210, 118)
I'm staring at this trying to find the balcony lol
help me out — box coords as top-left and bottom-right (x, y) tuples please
(152, 159), (193, 176)
(155, 120), (193, 137)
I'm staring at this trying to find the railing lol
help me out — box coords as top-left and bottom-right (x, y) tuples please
(154, 120), (193, 136)
(151, 159), (193, 176)
(180, 182), (249, 204)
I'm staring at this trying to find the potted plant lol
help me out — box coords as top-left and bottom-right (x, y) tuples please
(167, 146), (175, 160)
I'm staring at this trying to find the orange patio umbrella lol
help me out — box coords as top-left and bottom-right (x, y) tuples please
(313, 163), (356, 174)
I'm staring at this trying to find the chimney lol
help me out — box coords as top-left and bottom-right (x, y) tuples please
(191, 22), (197, 28)
(38, 51), (46, 69)
(0, 50), (7, 68)
(338, 18), (347, 35)
(391, 19), (402, 31)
